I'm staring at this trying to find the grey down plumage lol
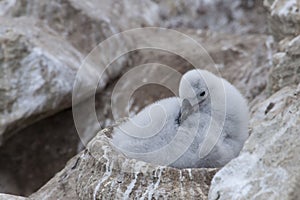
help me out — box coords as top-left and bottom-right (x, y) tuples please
(111, 69), (249, 168)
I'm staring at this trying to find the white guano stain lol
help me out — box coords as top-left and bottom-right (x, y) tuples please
(187, 168), (193, 180)
(179, 170), (184, 198)
(93, 146), (113, 200)
(187, 169), (195, 197)
(122, 161), (142, 200)
(140, 166), (164, 200)
(123, 172), (138, 200)
(271, 0), (297, 16)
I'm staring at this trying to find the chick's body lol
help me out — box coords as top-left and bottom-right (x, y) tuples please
(111, 69), (249, 168)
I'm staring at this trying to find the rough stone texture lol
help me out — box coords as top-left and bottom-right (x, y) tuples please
(0, 0), (159, 54)
(0, 17), (83, 145)
(0, 193), (28, 200)
(264, 0), (300, 41)
(209, 85), (300, 200)
(30, 129), (218, 200)
(0, 0), (161, 145)
(267, 35), (300, 95)
(154, 0), (267, 34)
(1, 0), (267, 35)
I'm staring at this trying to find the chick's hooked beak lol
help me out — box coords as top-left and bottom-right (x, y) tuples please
(181, 97), (202, 114)
(180, 98), (203, 123)
(182, 98), (204, 111)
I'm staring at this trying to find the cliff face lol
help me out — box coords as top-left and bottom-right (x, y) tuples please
(0, 0), (299, 199)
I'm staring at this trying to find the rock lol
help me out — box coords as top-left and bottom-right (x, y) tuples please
(266, 35), (300, 95)
(0, 0), (161, 145)
(0, 16), (119, 146)
(0, 0), (162, 143)
(0, 0), (160, 145)
(0, 194), (28, 200)
(265, 0), (300, 41)
(209, 85), (300, 200)
(0, 17), (84, 145)
(30, 128), (218, 200)
(1, 0), (267, 36)
(155, 0), (267, 34)
(285, 35), (300, 55)
(265, 0), (300, 96)
(0, 0), (160, 54)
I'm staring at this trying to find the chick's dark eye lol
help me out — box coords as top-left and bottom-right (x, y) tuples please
(200, 91), (206, 97)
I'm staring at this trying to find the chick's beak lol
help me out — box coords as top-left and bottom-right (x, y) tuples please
(191, 101), (203, 112)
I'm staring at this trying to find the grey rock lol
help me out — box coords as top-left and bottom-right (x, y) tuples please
(0, 17), (82, 145)
(265, 0), (300, 41)
(267, 35), (300, 95)
(0, 194), (28, 200)
(154, 0), (267, 34)
(285, 35), (300, 56)
(0, 0), (160, 54)
(209, 85), (300, 200)
(0, 0), (161, 145)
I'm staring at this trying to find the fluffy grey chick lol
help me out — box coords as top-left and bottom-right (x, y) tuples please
(111, 69), (249, 168)
(173, 69), (249, 168)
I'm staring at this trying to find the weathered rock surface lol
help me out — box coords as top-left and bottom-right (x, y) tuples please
(155, 0), (267, 34)
(1, 0), (267, 36)
(0, 193), (28, 200)
(267, 35), (300, 95)
(30, 128), (218, 200)
(0, 0), (161, 146)
(264, 0), (300, 94)
(0, 0), (159, 54)
(0, 17), (83, 145)
(209, 84), (300, 200)
(264, 0), (300, 41)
